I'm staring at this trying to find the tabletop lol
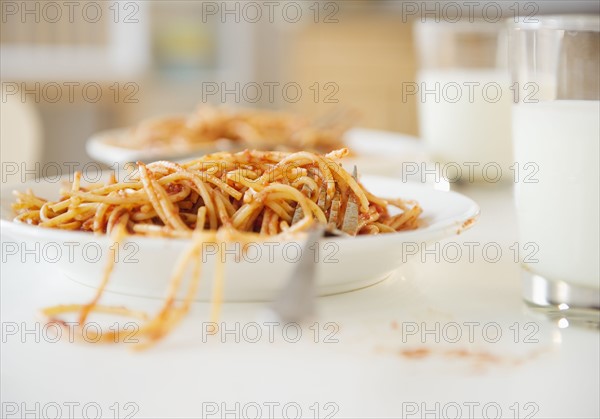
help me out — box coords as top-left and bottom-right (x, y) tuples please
(1, 184), (599, 419)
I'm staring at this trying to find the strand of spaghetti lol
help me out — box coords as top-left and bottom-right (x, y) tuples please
(265, 201), (293, 223)
(357, 207), (381, 230)
(138, 161), (168, 199)
(212, 189), (232, 227)
(267, 196), (296, 215)
(184, 155), (237, 172)
(169, 234), (204, 318)
(184, 239), (204, 308)
(285, 212), (314, 233)
(260, 208), (273, 234)
(324, 148), (350, 160)
(162, 170), (218, 230)
(292, 176), (319, 194)
(138, 163), (174, 228)
(268, 212), (280, 235)
(364, 190), (389, 208)
(67, 195), (82, 212)
(361, 225), (379, 234)
(164, 185), (193, 203)
(131, 210), (159, 222)
(210, 232), (226, 324)
(226, 168), (259, 182)
(178, 200), (193, 210)
(255, 184), (314, 223)
(41, 304), (149, 344)
(213, 188), (236, 218)
(55, 171), (181, 200)
(139, 233), (207, 342)
(328, 165), (370, 213)
(107, 205), (133, 234)
(107, 172), (117, 185)
(282, 167), (308, 182)
(52, 191), (145, 209)
(14, 210), (40, 223)
(405, 206), (423, 228)
(71, 172), (82, 192)
(404, 216), (421, 230)
(386, 198), (417, 211)
(238, 206), (265, 232)
(77, 213), (128, 324)
(135, 238), (205, 350)
(302, 199), (327, 223)
(179, 213), (197, 223)
(82, 218), (95, 230)
(73, 203), (99, 220)
(60, 221), (82, 230)
(258, 152), (336, 199)
(387, 205), (422, 230)
(373, 222), (396, 233)
(279, 220), (290, 231)
(139, 203), (153, 213)
(40, 201), (96, 227)
(231, 201), (263, 229)
(265, 199), (295, 220)
(12, 190), (46, 208)
(39, 202), (55, 223)
(196, 206), (207, 231)
(193, 151), (254, 169)
(149, 161), (242, 201)
(150, 177), (190, 231)
(259, 194), (295, 214)
(225, 172), (265, 192)
(43, 304), (149, 320)
(40, 205), (95, 228)
(60, 181), (191, 210)
(237, 204), (264, 231)
(197, 171), (242, 200)
(238, 149), (291, 162)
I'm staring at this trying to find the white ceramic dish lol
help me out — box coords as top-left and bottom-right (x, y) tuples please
(86, 127), (428, 177)
(343, 128), (428, 176)
(1, 175), (479, 302)
(86, 127), (229, 167)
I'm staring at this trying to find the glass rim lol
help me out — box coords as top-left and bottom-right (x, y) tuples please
(509, 14), (600, 32)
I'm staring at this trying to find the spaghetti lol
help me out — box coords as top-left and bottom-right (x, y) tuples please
(13, 148), (421, 348)
(116, 105), (356, 153)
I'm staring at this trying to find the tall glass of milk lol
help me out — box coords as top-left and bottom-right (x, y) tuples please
(510, 15), (599, 326)
(414, 20), (512, 184)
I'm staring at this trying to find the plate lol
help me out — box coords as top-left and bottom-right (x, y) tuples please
(86, 127), (227, 167)
(86, 127), (428, 177)
(343, 128), (428, 177)
(0, 175), (479, 301)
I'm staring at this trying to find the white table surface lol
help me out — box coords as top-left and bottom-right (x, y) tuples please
(1, 184), (599, 419)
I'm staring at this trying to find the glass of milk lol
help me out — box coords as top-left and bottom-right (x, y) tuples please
(510, 15), (599, 326)
(413, 19), (513, 184)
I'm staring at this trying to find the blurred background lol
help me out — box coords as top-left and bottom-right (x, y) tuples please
(1, 0), (598, 167)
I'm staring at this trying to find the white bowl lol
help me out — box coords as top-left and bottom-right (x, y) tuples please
(1, 175), (479, 301)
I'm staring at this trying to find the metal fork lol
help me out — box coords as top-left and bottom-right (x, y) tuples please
(271, 166), (360, 322)
(270, 223), (326, 323)
(291, 165), (359, 236)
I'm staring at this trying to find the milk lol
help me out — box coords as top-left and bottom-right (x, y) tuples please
(417, 69), (513, 182)
(513, 100), (600, 289)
